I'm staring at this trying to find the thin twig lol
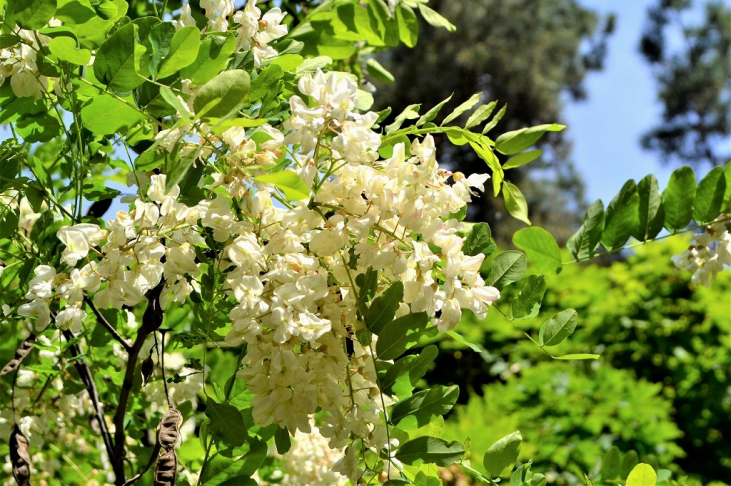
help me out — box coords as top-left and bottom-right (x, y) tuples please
(61, 330), (116, 473)
(121, 440), (161, 486)
(84, 295), (132, 351)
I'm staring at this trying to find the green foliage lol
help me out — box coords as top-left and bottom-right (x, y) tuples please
(438, 239), (731, 482)
(568, 162), (731, 261)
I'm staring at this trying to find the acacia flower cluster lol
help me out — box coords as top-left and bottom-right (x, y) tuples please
(14, 65), (499, 480)
(672, 217), (731, 286)
(0, 21), (60, 99)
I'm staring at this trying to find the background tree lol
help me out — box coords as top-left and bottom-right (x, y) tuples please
(641, 0), (731, 167)
(375, 0), (614, 243)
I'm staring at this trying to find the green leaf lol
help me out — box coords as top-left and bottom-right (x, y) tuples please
(553, 354), (600, 360)
(274, 426), (291, 454)
(396, 3), (418, 47)
(626, 464), (657, 486)
(470, 140), (503, 196)
(366, 281), (403, 335)
(511, 274), (546, 320)
(693, 166), (726, 224)
(636, 174), (664, 241)
(446, 330), (484, 353)
(55, 0), (129, 50)
(254, 171), (309, 201)
(381, 345), (439, 397)
(8, 0), (56, 30)
(156, 25), (200, 79)
(601, 179), (639, 252)
(355, 267), (378, 302)
(442, 93), (481, 125)
(502, 181), (530, 225)
(495, 124), (565, 155)
(510, 463), (532, 486)
(416, 3), (456, 32)
(462, 222), (496, 256)
(390, 385), (459, 429)
(249, 64), (284, 103)
(621, 451), (640, 480)
(662, 165), (696, 232)
(503, 149), (542, 170)
(567, 199), (605, 261)
(200, 444), (266, 485)
(376, 312), (431, 361)
(465, 101), (496, 129)
(194, 69), (251, 118)
(206, 400), (248, 447)
(482, 104), (506, 134)
(512, 227), (561, 274)
(48, 36), (91, 65)
(386, 103), (421, 133)
(94, 22), (146, 92)
(158, 86), (192, 123)
(486, 251), (527, 289)
(483, 430), (522, 478)
(539, 309), (578, 347)
(417, 94), (452, 126)
(166, 151), (200, 192)
(16, 113), (61, 143)
(180, 34), (237, 85)
(80, 94), (145, 135)
(366, 57), (395, 83)
(0, 35), (21, 49)
(396, 436), (465, 466)
(0, 209), (19, 239)
(94, 0), (117, 19)
(82, 182), (120, 201)
(723, 161), (731, 212)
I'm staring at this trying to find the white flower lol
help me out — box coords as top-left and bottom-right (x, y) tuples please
(18, 298), (51, 331)
(57, 224), (104, 266)
(175, 3), (196, 30)
(10, 70), (46, 99)
(55, 306), (87, 334)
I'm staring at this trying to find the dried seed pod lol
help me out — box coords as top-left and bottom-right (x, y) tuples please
(10, 425), (31, 486)
(141, 351), (155, 387)
(154, 449), (178, 486)
(158, 408), (183, 451)
(1, 335), (35, 376)
(142, 284), (165, 333)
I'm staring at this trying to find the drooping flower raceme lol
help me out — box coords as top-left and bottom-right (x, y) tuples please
(672, 216), (731, 285)
(16, 66), (500, 483)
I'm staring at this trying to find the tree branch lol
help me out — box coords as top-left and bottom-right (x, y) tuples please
(121, 440), (161, 486)
(84, 295), (132, 352)
(112, 281), (165, 485)
(61, 330), (116, 473)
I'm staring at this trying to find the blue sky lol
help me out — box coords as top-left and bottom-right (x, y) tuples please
(565, 0), (677, 205)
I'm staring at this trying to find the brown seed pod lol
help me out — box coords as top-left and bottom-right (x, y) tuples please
(158, 408), (183, 451)
(10, 425), (31, 486)
(1, 335), (35, 376)
(141, 351), (155, 387)
(154, 449), (178, 486)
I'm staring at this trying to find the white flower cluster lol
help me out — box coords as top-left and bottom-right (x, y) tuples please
(18, 174), (204, 333)
(672, 217), (731, 286)
(233, 0), (288, 66)
(17, 69), (500, 482)
(265, 420), (348, 486)
(0, 22), (59, 99)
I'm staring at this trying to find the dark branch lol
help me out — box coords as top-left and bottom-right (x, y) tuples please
(112, 281), (165, 485)
(62, 330), (116, 472)
(84, 295), (132, 352)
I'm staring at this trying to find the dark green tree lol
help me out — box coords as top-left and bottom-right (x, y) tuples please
(375, 0), (614, 243)
(641, 0), (731, 167)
